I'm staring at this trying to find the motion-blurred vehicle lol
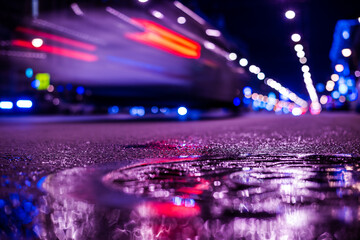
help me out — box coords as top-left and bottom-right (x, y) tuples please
(0, 0), (248, 114)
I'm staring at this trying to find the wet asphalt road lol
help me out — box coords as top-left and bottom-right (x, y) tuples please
(1, 112), (360, 239)
(1, 113), (359, 177)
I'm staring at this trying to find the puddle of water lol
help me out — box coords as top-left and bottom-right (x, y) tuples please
(2, 155), (360, 239)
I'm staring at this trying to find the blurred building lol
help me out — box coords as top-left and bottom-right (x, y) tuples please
(329, 18), (360, 111)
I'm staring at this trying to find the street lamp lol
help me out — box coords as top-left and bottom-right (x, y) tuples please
(285, 10), (296, 20)
(291, 33), (301, 42)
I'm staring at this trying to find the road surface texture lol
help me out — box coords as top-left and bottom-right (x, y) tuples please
(0, 113), (360, 240)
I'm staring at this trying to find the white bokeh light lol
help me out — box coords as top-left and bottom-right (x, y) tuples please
(239, 58), (248, 67)
(285, 10), (296, 20)
(31, 38), (43, 48)
(177, 16), (186, 24)
(341, 48), (352, 57)
(291, 33), (301, 42)
(228, 52), (237, 61)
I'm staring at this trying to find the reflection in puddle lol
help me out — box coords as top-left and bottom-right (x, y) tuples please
(2, 155), (360, 239)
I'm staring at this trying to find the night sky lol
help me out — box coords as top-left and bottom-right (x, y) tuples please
(182, 0), (359, 98)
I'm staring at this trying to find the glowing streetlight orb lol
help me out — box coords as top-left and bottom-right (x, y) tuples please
(249, 65), (258, 73)
(339, 96), (346, 103)
(177, 16), (186, 24)
(326, 80), (335, 92)
(331, 74), (339, 81)
(335, 64), (344, 72)
(205, 29), (221, 37)
(285, 10), (296, 20)
(294, 44), (303, 52)
(291, 33), (301, 42)
(177, 107), (188, 116)
(257, 72), (265, 80)
(151, 10), (164, 19)
(299, 57), (307, 64)
(31, 38), (43, 48)
(239, 58), (248, 67)
(303, 72), (311, 79)
(297, 51), (305, 58)
(342, 31), (350, 39)
(301, 65), (310, 73)
(341, 48), (352, 57)
(228, 52), (237, 61)
(320, 95), (328, 105)
(204, 41), (215, 50)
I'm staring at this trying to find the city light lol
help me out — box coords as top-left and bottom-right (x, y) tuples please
(294, 44), (303, 52)
(31, 38), (43, 48)
(108, 106), (119, 114)
(151, 106), (159, 114)
(292, 107), (302, 116)
(243, 86), (252, 96)
(177, 107), (188, 116)
(0, 101), (13, 110)
(339, 95), (346, 103)
(205, 29), (221, 37)
(239, 58), (248, 67)
(25, 68), (33, 78)
(126, 19), (201, 59)
(339, 84), (348, 94)
(173, 1), (205, 25)
(76, 86), (85, 95)
(47, 85), (54, 92)
(320, 95), (328, 105)
(292, 36), (320, 114)
(233, 97), (241, 106)
(342, 31), (350, 39)
(151, 10), (164, 19)
(316, 83), (325, 92)
(257, 72), (265, 80)
(291, 33), (301, 42)
(249, 65), (260, 74)
(228, 52), (237, 61)
(326, 80), (335, 90)
(332, 91), (340, 99)
(296, 51), (305, 58)
(301, 65), (310, 73)
(177, 16), (186, 24)
(341, 48), (352, 57)
(130, 106), (145, 116)
(331, 74), (339, 81)
(326, 84), (334, 92)
(285, 10), (296, 20)
(265, 78), (308, 108)
(335, 64), (344, 72)
(299, 57), (307, 64)
(70, 3), (84, 16)
(16, 100), (33, 108)
(204, 41), (215, 50)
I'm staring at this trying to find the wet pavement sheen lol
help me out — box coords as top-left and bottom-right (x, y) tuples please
(1, 113), (360, 239)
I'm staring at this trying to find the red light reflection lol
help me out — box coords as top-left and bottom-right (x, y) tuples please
(138, 201), (200, 218)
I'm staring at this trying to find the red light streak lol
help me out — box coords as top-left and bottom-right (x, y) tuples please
(126, 19), (201, 59)
(16, 27), (96, 51)
(12, 40), (98, 62)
